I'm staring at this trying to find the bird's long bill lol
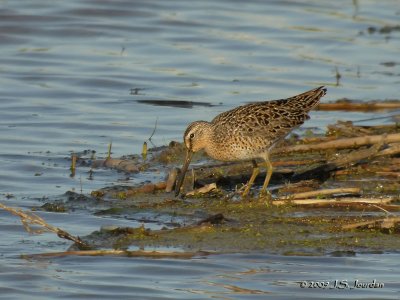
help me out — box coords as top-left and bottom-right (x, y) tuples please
(174, 149), (193, 197)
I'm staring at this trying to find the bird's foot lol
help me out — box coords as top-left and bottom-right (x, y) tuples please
(240, 184), (256, 201)
(222, 185), (244, 201)
(258, 190), (273, 206)
(222, 184), (254, 201)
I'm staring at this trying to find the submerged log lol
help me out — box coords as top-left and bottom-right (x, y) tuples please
(22, 249), (210, 259)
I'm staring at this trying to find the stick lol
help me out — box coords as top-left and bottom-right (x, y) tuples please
(165, 168), (179, 192)
(285, 188), (361, 200)
(0, 202), (90, 249)
(272, 197), (394, 206)
(328, 141), (382, 167)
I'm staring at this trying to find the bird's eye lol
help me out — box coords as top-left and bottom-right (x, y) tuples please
(189, 133), (195, 139)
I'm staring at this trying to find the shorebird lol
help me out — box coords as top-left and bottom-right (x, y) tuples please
(174, 86), (327, 197)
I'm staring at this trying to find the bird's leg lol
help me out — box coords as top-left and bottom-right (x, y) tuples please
(242, 160), (259, 198)
(259, 153), (273, 199)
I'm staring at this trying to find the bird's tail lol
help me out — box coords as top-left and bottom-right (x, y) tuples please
(289, 86), (327, 111)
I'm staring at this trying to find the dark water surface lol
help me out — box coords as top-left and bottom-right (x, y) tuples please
(1, 0), (400, 299)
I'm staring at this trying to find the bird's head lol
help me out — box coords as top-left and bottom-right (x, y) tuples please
(183, 121), (210, 152)
(175, 121), (211, 196)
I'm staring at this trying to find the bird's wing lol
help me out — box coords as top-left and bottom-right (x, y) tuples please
(212, 86), (326, 144)
(213, 100), (308, 143)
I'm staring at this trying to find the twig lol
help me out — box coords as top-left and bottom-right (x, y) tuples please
(148, 117), (158, 143)
(0, 202), (90, 249)
(369, 204), (393, 217)
(353, 113), (400, 123)
(107, 140), (112, 159)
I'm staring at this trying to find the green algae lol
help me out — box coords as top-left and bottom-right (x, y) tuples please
(76, 194), (400, 255)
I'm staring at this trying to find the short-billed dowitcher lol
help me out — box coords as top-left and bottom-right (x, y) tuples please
(175, 86), (327, 197)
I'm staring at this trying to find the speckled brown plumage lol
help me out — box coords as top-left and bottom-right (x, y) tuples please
(175, 86), (327, 197)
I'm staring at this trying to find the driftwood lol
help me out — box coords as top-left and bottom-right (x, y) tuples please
(275, 133), (400, 153)
(85, 119), (400, 205)
(289, 143), (383, 183)
(96, 140), (398, 197)
(185, 183), (217, 196)
(88, 130), (400, 188)
(272, 197), (394, 206)
(165, 167), (179, 192)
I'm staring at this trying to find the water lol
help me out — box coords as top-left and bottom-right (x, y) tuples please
(1, 0), (400, 299)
